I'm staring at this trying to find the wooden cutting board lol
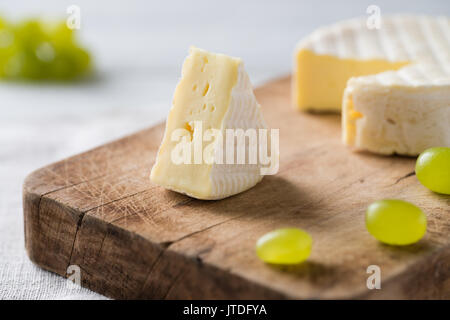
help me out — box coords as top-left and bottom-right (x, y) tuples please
(23, 76), (450, 299)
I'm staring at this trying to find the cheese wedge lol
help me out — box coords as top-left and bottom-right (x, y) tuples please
(150, 47), (272, 200)
(294, 15), (450, 155)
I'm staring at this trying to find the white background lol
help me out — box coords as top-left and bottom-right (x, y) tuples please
(0, 0), (448, 299)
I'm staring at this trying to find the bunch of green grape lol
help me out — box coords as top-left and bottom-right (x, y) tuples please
(0, 17), (91, 81)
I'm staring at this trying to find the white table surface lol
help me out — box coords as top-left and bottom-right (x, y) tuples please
(1, 0), (448, 300)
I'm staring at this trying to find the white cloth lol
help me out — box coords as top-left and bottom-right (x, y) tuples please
(0, 0), (445, 300)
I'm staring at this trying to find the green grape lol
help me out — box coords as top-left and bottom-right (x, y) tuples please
(0, 19), (18, 77)
(415, 147), (450, 195)
(0, 16), (91, 81)
(256, 228), (312, 264)
(366, 199), (427, 245)
(51, 21), (74, 43)
(49, 45), (91, 80)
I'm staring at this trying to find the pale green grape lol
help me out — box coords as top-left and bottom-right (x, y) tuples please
(366, 199), (427, 245)
(416, 147), (450, 195)
(0, 18), (18, 77)
(256, 228), (312, 264)
(0, 17), (91, 81)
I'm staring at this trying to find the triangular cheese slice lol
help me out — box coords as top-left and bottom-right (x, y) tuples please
(150, 47), (273, 200)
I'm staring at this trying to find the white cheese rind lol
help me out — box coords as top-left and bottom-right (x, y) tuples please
(297, 15), (450, 76)
(209, 64), (266, 199)
(343, 80), (450, 155)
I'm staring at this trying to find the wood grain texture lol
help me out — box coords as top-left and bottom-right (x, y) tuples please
(23, 76), (450, 299)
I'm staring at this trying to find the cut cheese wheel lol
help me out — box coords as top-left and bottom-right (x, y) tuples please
(293, 15), (450, 155)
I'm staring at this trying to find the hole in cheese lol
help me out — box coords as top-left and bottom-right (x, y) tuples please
(202, 83), (210, 96)
(201, 57), (208, 72)
(184, 122), (194, 141)
(349, 110), (364, 120)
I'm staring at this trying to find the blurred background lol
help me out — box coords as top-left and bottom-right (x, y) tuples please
(0, 0), (448, 299)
